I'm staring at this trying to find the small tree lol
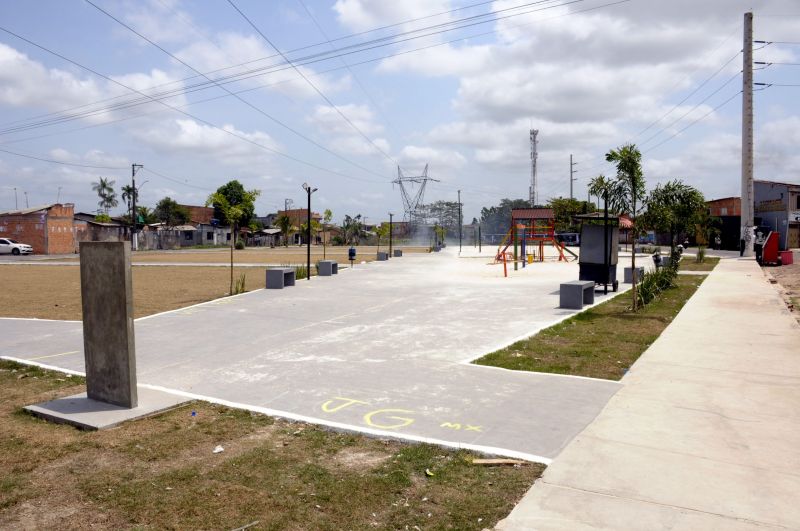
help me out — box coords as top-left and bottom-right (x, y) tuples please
(275, 214), (292, 247)
(154, 197), (190, 228)
(640, 180), (705, 254)
(595, 143), (647, 311)
(322, 208), (333, 258)
(375, 223), (390, 252)
(342, 214), (363, 245)
(206, 188), (261, 294)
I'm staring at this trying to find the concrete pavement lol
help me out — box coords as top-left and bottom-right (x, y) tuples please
(1, 249), (631, 463)
(497, 257), (800, 530)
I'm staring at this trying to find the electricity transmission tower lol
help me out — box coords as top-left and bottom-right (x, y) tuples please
(393, 164), (439, 233)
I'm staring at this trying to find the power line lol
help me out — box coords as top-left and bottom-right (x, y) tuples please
(0, 147), (127, 170)
(0, 24), (384, 185)
(643, 90), (741, 154)
(84, 0), (391, 182)
(755, 82), (800, 87)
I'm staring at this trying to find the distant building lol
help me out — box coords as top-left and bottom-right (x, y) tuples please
(706, 197), (741, 251)
(0, 203), (75, 254)
(754, 180), (800, 249)
(73, 212), (128, 250)
(178, 204), (215, 225)
(276, 209), (322, 244)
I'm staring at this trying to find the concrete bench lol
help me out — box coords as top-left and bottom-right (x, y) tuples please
(318, 260), (338, 276)
(624, 266), (645, 283)
(560, 280), (595, 309)
(377, 251), (388, 261)
(266, 267), (296, 289)
(393, 249), (403, 257)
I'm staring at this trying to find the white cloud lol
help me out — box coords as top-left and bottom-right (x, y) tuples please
(333, 0), (453, 33)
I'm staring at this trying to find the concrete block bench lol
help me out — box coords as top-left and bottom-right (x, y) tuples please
(560, 280), (595, 309)
(266, 267), (296, 289)
(624, 266), (645, 283)
(393, 249), (403, 257)
(318, 260), (338, 276)
(377, 252), (388, 261)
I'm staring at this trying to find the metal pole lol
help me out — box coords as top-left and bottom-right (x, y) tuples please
(741, 11), (754, 257)
(570, 154), (574, 200)
(458, 190), (462, 253)
(604, 190), (609, 295)
(131, 163), (143, 251)
(13, 187), (17, 209)
(478, 225), (482, 253)
(306, 187), (311, 280)
(389, 212), (393, 257)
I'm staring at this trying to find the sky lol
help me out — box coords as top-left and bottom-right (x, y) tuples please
(0, 0), (798, 224)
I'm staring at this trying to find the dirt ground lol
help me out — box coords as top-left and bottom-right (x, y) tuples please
(0, 360), (543, 530)
(46, 245), (429, 264)
(0, 265), (264, 320)
(765, 260), (800, 323)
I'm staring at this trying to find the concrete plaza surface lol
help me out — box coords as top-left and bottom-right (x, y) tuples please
(1, 249), (629, 462)
(498, 257), (800, 530)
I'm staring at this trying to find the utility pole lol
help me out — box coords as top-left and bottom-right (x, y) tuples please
(388, 212), (393, 258)
(569, 154), (578, 200)
(131, 163), (143, 251)
(458, 189), (462, 253)
(741, 11), (754, 257)
(13, 187), (17, 210)
(24, 191), (28, 208)
(57, 186), (62, 204)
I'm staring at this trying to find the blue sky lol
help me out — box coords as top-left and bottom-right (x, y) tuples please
(0, 0), (798, 224)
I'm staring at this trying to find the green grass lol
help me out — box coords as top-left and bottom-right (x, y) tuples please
(679, 256), (720, 272)
(474, 275), (706, 380)
(0, 360), (543, 529)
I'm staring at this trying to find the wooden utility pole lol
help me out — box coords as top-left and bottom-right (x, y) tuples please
(741, 12), (754, 257)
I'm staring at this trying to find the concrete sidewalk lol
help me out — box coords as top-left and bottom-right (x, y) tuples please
(498, 257), (800, 530)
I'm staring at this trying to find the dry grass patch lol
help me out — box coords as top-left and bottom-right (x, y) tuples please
(474, 275), (706, 380)
(0, 361), (543, 530)
(0, 265), (262, 320)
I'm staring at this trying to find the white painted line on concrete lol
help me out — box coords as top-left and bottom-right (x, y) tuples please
(2, 356), (87, 377)
(0, 317), (81, 323)
(1, 355), (553, 465)
(464, 361), (620, 383)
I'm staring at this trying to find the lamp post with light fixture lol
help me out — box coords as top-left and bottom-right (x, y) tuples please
(302, 183), (317, 280)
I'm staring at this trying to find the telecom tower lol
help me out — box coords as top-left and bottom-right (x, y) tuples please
(529, 129), (539, 207)
(393, 164), (439, 233)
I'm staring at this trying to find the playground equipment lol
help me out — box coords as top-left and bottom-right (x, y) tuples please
(494, 208), (577, 276)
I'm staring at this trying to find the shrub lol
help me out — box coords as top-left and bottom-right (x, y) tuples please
(235, 239), (245, 250)
(637, 264), (678, 307)
(294, 264), (308, 280)
(232, 272), (246, 295)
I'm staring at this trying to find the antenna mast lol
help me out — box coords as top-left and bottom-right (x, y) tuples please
(529, 129), (539, 207)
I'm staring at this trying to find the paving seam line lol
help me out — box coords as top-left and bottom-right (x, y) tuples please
(537, 481), (790, 529)
(0, 355), (553, 465)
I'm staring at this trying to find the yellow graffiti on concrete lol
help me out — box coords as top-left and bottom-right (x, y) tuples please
(321, 396), (370, 413)
(364, 408), (415, 430)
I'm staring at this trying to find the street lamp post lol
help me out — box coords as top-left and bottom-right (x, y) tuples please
(302, 183), (317, 280)
(388, 212), (393, 258)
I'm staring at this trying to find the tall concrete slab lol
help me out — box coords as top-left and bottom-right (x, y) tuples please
(79, 241), (137, 407)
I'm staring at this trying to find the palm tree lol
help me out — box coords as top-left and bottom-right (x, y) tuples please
(275, 214), (292, 247)
(595, 144), (647, 311)
(92, 177), (118, 214)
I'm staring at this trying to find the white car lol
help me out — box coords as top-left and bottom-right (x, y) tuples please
(0, 238), (33, 255)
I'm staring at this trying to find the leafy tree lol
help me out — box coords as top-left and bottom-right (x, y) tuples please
(342, 214), (363, 244)
(206, 188), (261, 294)
(94, 213), (112, 223)
(299, 219), (321, 245)
(136, 206), (158, 224)
(275, 214), (292, 247)
(598, 144), (647, 311)
(479, 198), (530, 236)
(91, 177), (118, 214)
(375, 222), (390, 252)
(121, 184), (138, 223)
(426, 200), (460, 235)
(211, 180), (256, 227)
(322, 208), (333, 258)
(154, 197), (190, 227)
(639, 180), (705, 253)
(547, 197), (596, 232)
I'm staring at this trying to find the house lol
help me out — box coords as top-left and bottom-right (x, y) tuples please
(276, 208), (322, 244)
(0, 203), (75, 254)
(73, 212), (128, 250)
(705, 197), (741, 250)
(754, 180), (800, 250)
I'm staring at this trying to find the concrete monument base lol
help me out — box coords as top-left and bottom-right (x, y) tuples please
(25, 387), (190, 431)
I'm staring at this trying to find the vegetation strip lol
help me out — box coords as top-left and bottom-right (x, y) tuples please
(474, 274), (707, 380)
(0, 360), (543, 529)
(678, 256), (720, 272)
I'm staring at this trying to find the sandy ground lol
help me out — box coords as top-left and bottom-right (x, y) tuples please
(0, 265), (264, 320)
(765, 259), (800, 323)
